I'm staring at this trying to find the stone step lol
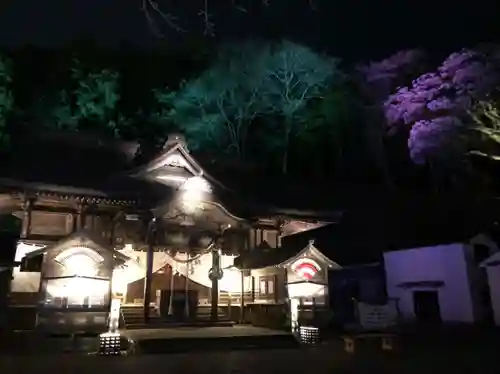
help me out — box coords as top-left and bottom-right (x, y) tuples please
(125, 320), (236, 330)
(121, 306), (230, 328)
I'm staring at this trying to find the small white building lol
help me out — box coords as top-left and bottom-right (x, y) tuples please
(480, 251), (500, 326)
(384, 234), (498, 324)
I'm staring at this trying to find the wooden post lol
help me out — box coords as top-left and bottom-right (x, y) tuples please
(273, 274), (278, 303)
(210, 246), (219, 321)
(75, 203), (85, 231)
(20, 198), (33, 239)
(312, 297), (316, 322)
(251, 276), (255, 302)
(168, 265), (175, 316)
(211, 278), (219, 321)
(184, 253), (190, 319)
(240, 269), (245, 323)
(143, 219), (155, 323)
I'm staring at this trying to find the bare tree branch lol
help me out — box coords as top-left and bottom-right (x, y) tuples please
(141, 0), (185, 36)
(198, 0), (215, 37)
(232, 0), (248, 13)
(142, 0), (316, 37)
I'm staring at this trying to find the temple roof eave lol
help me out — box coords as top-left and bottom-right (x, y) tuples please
(0, 178), (162, 208)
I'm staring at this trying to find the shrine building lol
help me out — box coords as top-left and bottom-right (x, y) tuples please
(0, 131), (336, 333)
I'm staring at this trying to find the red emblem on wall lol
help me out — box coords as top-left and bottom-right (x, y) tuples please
(291, 258), (321, 280)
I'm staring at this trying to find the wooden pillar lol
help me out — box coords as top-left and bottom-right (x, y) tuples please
(75, 203), (86, 231)
(273, 274), (279, 303)
(143, 219), (155, 323)
(20, 198), (33, 239)
(251, 276), (255, 302)
(240, 269), (245, 323)
(210, 247), (219, 322)
(184, 253), (190, 319)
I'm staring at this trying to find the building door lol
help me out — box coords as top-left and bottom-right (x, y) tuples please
(413, 290), (441, 323)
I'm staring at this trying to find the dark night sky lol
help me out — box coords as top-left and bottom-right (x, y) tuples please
(1, 0), (499, 61)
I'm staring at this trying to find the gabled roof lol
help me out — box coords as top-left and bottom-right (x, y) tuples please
(23, 229), (131, 265)
(132, 141), (202, 178)
(129, 134), (259, 220)
(130, 134), (226, 189)
(480, 252), (500, 267)
(234, 240), (337, 270)
(277, 240), (337, 268)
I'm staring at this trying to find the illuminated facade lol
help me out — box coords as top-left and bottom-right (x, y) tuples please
(0, 132), (334, 332)
(234, 240), (338, 333)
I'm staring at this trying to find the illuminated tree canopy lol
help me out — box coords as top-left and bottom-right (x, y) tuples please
(470, 99), (500, 161)
(157, 42), (272, 158)
(356, 50), (427, 187)
(161, 41), (340, 173)
(1, 41), (499, 192)
(33, 60), (130, 138)
(383, 48), (500, 165)
(358, 49), (427, 105)
(256, 41), (340, 173)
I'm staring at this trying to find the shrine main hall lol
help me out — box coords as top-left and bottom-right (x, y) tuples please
(0, 132), (335, 332)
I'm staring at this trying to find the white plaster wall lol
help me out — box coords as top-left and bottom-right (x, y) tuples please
(11, 268), (40, 292)
(384, 244), (476, 323)
(486, 266), (500, 326)
(10, 242), (45, 293)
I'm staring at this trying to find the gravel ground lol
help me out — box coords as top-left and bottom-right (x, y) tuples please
(0, 339), (497, 374)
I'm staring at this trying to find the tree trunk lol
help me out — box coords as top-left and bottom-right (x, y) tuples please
(282, 147), (289, 175)
(365, 109), (394, 191)
(282, 119), (292, 175)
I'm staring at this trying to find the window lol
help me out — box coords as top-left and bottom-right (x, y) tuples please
(259, 275), (275, 296)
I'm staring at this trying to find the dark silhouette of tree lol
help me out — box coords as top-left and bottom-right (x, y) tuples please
(0, 56), (13, 148)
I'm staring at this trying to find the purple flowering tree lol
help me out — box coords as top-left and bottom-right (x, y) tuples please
(358, 49), (426, 104)
(384, 48), (500, 165)
(357, 50), (426, 187)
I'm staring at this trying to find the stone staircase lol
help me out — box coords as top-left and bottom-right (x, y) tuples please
(121, 305), (232, 330)
(121, 305), (163, 329)
(195, 305), (230, 321)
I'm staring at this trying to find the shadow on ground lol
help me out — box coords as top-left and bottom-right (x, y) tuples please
(136, 334), (300, 354)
